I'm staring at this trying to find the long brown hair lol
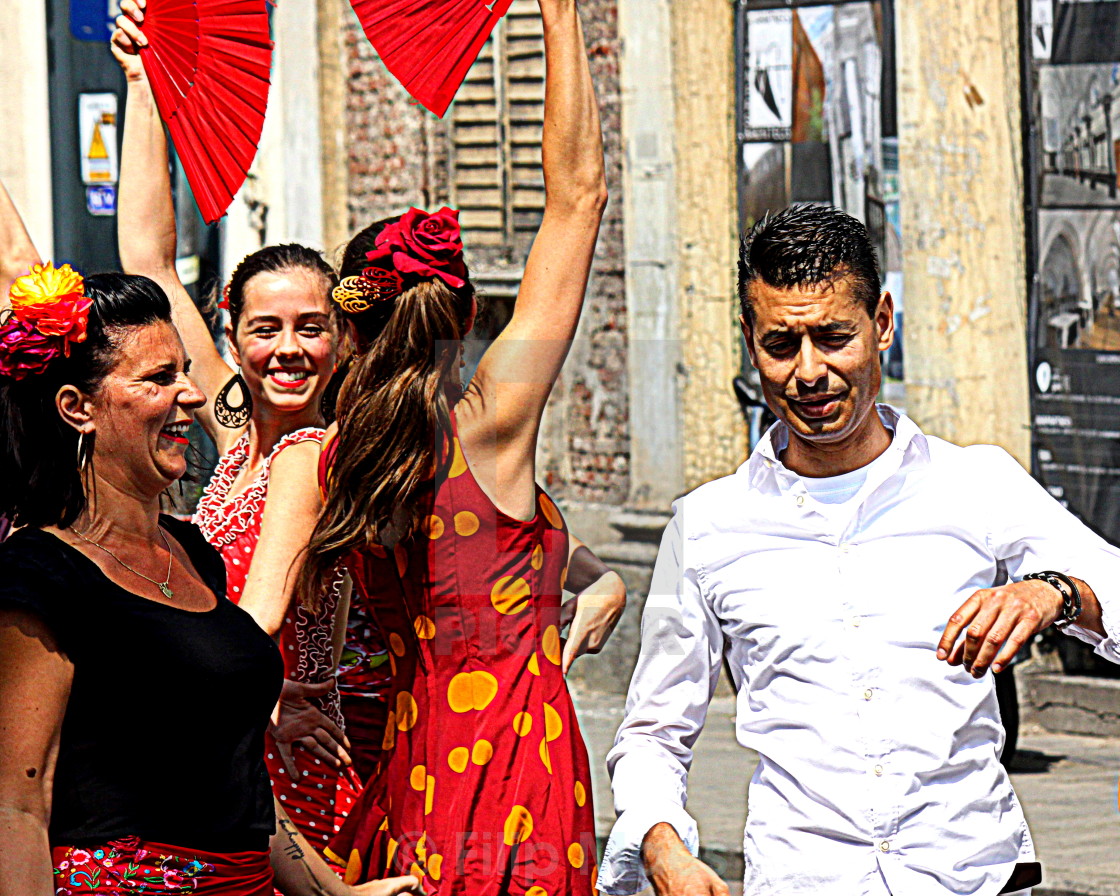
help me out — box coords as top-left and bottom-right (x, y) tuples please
(296, 217), (474, 609)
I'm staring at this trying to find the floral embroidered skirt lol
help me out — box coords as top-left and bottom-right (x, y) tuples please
(52, 836), (272, 895)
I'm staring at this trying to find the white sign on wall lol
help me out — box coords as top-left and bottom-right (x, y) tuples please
(78, 93), (119, 186)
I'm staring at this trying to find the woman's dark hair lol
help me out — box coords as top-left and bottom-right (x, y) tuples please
(296, 217), (475, 610)
(0, 273), (172, 529)
(224, 243), (338, 331)
(739, 204), (882, 323)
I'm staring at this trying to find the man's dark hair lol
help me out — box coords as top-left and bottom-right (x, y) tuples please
(738, 204), (881, 323)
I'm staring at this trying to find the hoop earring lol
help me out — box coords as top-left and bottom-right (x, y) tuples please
(76, 431), (91, 472)
(215, 370), (253, 428)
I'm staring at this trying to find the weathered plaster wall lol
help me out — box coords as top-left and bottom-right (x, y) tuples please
(897, 0), (1031, 462)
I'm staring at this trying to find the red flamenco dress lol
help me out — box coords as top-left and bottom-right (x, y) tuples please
(194, 427), (363, 854)
(325, 417), (598, 895)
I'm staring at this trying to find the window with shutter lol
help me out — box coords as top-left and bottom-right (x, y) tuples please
(450, 0), (545, 258)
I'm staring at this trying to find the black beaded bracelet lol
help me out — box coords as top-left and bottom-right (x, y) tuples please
(1022, 571), (1083, 631)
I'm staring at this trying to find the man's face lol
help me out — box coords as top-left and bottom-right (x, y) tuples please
(742, 274), (894, 447)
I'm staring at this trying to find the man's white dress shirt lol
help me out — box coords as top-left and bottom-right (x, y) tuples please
(598, 406), (1120, 896)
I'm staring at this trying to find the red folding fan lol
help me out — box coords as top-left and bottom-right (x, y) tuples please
(139, 0), (272, 224)
(349, 0), (514, 118)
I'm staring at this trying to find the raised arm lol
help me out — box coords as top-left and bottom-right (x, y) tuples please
(0, 180), (41, 307)
(0, 610), (73, 896)
(457, 0), (606, 509)
(113, 2), (235, 448)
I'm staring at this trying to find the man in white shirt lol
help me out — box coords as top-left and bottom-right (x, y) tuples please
(597, 205), (1120, 896)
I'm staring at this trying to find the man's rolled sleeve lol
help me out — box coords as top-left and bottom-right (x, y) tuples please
(597, 503), (724, 895)
(983, 446), (1120, 663)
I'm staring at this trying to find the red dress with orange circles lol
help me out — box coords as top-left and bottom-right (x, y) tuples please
(193, 428), (364, 858)
(325, 416), (597, 895)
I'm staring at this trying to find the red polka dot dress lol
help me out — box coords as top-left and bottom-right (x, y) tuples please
(194, 428), (363, 857)
(326, 415), (597, 895)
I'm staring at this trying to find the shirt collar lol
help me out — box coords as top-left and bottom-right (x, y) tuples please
(744, 404), (928, 492)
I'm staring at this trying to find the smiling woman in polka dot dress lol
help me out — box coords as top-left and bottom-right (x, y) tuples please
(115, 34), (365, 866)
(295, 2), (621, 893)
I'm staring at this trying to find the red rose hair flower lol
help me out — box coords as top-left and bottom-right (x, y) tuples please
(365, 207), (468, 290)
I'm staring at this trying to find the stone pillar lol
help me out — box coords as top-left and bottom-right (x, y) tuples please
(897, 0), (1031, 463)
(670, 0), (748, 487)
(318, 0), (351, 257)
(578, 0), (745, 698)
(273, 0), (325, 250)
(618, 0), (684, 509)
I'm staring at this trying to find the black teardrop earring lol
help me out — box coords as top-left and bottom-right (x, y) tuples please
(215, 370), (253, 428)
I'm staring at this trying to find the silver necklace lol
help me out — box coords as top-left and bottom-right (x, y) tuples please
(73, 525), (175, 600)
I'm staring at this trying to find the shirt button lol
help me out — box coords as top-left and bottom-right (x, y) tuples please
(863, 688), (874, 700)
(879, 840), (890, 852)
(840, 544), (850, 553)
(795, 495), (805, 507)
(851, 618), (861, 628)
(874, 764), (884, 776)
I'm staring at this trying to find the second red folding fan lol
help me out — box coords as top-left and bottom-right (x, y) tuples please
(139, 0), (272, 224)
(349, 0), (514, 118)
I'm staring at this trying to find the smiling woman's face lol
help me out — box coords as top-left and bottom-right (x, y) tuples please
(87, 320), (206, 497)
(230, 268), (338, 420)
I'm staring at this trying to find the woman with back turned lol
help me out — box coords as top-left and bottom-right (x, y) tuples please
(300, 1), (625, 892)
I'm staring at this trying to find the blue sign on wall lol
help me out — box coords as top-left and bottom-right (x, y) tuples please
(70, 0), (120, 43)
(85, 184), (117, 216)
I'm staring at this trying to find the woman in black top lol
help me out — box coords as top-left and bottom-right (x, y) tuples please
(0, 267), (420, 896)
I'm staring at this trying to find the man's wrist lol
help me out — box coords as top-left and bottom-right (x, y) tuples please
(1023, 570), (1083, 630)
(641, 822), (688, 874)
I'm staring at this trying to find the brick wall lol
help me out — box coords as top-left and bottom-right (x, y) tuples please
(341, 2), (630, 507)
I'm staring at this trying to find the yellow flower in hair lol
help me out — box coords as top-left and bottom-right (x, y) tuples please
(9, 262), (91, 352)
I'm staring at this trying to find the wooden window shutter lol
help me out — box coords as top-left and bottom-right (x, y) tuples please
(450, 0), (545, 256)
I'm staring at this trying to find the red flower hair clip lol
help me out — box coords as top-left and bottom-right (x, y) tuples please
(365, 207), (468, 290)
(0, 262), (91, 380)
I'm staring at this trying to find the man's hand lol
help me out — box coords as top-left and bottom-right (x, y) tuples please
(270, 678), (353, 777)
(937, 579), (1064, 677)
(642, 823), (729, 896)
(560, 570), (626, 674)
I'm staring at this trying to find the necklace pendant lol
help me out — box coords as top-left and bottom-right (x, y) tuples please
(158, 583), (174, 600)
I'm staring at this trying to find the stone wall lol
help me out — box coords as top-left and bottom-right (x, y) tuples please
(340, 1), (629, 508)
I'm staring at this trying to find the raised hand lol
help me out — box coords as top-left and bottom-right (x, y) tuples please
(110, 0), (148, 82)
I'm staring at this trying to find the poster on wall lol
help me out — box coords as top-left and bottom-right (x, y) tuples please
(1027, 0), (1120, 540)
(736, 0), (904, 393)
(743, 9), (794, 141)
